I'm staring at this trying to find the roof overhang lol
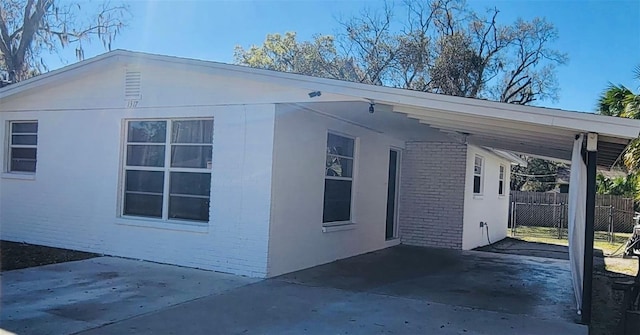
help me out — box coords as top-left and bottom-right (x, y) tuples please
(487, 149), (529, 167)
(393, 105), (635, 168)
(2, 50), (639, 168)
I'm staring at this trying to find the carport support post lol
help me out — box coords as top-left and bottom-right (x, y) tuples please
(581, 133), (597, 325)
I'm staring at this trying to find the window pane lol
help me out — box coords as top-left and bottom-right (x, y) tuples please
(11, 135), (37, 145)
(11, 147), (36, 159)
(474, 176), (481, 194)
(170, 172), (211, 196)
(323, 179), (352, 223)
(327, 133), (354, 157)
(326, 155), (353, 177)
(12, 122), (37, 134)
(128, 121), (166, 143)
(127, 145), (165, 167)
(172, 120), (213, 144)
(171, 146), (212, 168)
(474, 157), (482, 175)
(10, 148), (37, 172)
(124, 193), (163, 218)
(499, 181), (504, 195)
(11, 159), (36, 172)
(125, 170), (164, 193)
(169, 196), (210, 222)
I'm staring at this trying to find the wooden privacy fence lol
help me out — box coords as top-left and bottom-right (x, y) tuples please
(509, 191), (636, 240)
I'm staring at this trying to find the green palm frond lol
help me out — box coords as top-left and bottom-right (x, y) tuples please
(597, 84), (633, 116)
(621, 91), (640, 119)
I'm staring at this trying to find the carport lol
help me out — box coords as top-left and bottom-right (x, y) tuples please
(285, 76), (640, 325)
(390, 98), (639, 325)
(391, 99), (640, 324)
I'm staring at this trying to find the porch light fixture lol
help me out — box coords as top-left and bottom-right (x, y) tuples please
(368, 100), (375, 114)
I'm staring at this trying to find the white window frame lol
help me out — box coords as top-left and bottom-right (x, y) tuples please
(120, 118), (213, 225)
(473, 154), (484, 195)
(323, 131), (357, 226)
(498, 164), (506, 196)
(6, 120), (38, 174)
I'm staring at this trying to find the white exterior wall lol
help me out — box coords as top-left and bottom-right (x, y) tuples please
(0, 54), (518, 277)
(0, 63), (280, 277)
(462, 145), (512, 250)
(267, 105), (405, 277)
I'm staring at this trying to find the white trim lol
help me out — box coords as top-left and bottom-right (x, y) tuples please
(120, 118), (213, 224)
(384, 238), (401, 247)
(486, 148), (528, 167)
(6, 120), (38, 174)
(473, 154), (484, 196)
(1, 172), (36, 180)
(115, 217), (209, 233)
(322, 131), (357, 225)
(498, 164), (506, 196)
(322, 223), (356, 233)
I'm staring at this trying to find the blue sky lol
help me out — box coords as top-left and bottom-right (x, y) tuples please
(49, 0), (639, 112)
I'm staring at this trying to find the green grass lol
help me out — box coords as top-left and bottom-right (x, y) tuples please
(510, 226), (638, 276)
(511, 226), (632, 255)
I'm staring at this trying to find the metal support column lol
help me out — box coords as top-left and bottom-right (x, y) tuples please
(581, 133), (598, 325)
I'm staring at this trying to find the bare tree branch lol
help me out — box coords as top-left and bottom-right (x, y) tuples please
(0, 0), (129, 83)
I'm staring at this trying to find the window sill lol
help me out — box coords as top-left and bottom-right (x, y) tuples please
(322, 223), (356, 233)
(116, 217), (209, 233)
(473, 195), (484, 200)
(1, 173), (36, 180)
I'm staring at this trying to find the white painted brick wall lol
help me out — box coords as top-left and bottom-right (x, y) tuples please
(267, 104), (407, 277)
(398, 141), (467, 249)
(0, 104), (275, 278)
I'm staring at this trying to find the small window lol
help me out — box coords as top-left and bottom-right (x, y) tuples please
(473, 155), (483, 195)
(122, 119), (213, 223)
(7, 121), (38, 173)
(323, 133), (355, 224)
(498, 164), (506, 196)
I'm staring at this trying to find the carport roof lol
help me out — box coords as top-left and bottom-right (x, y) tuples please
(2, 50), (639, 167)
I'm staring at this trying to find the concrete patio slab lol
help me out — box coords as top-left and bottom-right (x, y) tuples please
(77, 246), (586, 335)
(78, 279), (586, 335)
(0, 257), (258, 335)
(2, 246), (588, 335)
(279, 245), (579, 323)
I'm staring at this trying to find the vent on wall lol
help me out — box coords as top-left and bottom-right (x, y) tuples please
(124, 70), (142, 100)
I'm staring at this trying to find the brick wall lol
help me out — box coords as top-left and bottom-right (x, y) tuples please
(398, 142), (467, 249)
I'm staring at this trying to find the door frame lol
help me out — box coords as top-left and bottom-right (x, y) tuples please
(386, 147), (402, 240)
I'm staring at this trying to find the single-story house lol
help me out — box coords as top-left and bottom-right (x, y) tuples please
(1, 51), (639, 285)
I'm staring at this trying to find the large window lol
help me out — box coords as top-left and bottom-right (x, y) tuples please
(7, 121), (38, 173)
(473, 155), (484, 195)
(123, 119), (213, 223)
(323, 133), (355, 224)
(498, 164), (506, 196)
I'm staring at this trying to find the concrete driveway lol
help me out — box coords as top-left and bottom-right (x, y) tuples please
(0, 257), (257, 335)
(1, 246), (587, 335)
